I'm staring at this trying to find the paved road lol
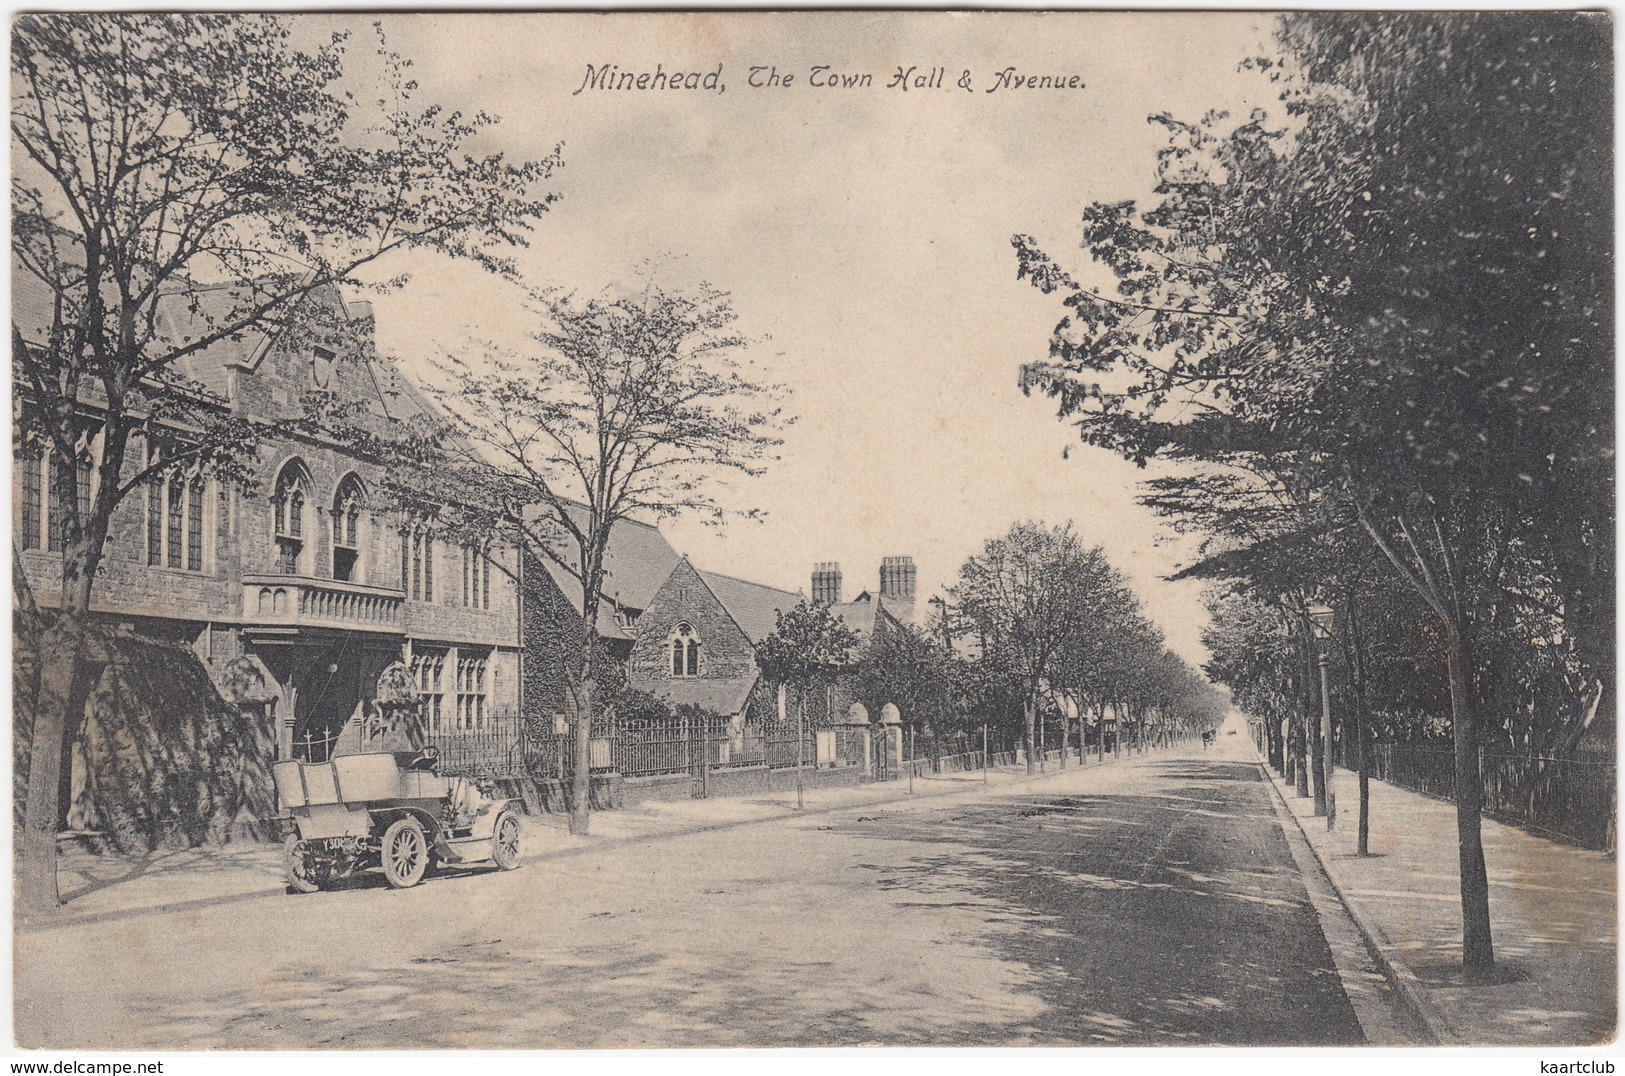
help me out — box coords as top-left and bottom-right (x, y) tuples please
(18, 741), (1374, 1048)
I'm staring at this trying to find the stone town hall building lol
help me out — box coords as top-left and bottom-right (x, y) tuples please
(13, 269), (927, 843)
(13, 278), (523, 788)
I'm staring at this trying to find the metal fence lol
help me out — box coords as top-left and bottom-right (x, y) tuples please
(1352, 741), (1616, 852)
(422, 711), (912, 785)
(424, 712), (536, 779)
(615, 715), (720, 778)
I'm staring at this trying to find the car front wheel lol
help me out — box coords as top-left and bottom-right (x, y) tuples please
(491, 810), (522, 871)
(380, 817), (429, 889)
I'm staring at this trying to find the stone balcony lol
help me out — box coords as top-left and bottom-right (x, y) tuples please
(241, 574), (405, 636)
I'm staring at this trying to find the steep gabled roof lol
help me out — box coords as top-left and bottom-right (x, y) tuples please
(877, 594), (920, 627)
(828, 599), (879, 641)
(13, 266), (429, 424)
(526, 506), (682, 640)
(695, 569), (801, 645)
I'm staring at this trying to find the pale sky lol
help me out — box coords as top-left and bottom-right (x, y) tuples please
(343, 12), (1281, 665)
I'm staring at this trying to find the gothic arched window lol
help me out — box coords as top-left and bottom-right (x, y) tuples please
(271, 461), (311, 575)
(670, 622), (701, 678)
(331, 474), (366, 582)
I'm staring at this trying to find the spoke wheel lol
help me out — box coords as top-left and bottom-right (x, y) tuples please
(285, 836), (327, 894)
(380, 817), (429, 889)
(490, 810), (522, 871)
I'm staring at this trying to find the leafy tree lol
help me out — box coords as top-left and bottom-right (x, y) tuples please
(853, 622), (958, 739)
(950, 522), (1098, 775)
(1048, 552), (1157, 758)
(1013, 12), (1609, 976)
(754, 599), (859, 809)
(10, 13), (556, 912)
(407, 280), (788, 834)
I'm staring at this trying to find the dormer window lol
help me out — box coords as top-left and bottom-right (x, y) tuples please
(670, 622), (701, 678)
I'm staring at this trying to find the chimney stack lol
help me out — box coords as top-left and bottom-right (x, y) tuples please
(879, 556), (916, 601)
(812, 562), (843, 605)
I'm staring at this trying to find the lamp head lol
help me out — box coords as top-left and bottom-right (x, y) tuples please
(1307, 603), (1335, 639)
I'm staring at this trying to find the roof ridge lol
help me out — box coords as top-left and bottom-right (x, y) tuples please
(696, 567), (800, 597)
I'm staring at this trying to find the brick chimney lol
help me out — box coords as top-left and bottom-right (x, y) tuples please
(812, 562), (843, 605)
(879, 556), (916, 601)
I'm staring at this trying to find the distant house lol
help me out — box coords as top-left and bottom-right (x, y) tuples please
(627, 555), (918, 731)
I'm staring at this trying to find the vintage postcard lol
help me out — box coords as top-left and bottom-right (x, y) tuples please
(9, 9), (1615, 1057)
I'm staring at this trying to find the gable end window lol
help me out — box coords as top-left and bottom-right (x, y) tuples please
(670, 623), (701, 678)
(271, 462), (311, 575)
(331, 475), (366, 583)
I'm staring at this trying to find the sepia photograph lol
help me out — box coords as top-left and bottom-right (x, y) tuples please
(8, 8), (1616, 1056)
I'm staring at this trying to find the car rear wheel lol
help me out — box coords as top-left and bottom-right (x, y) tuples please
(380, 817), (429, 889)
(491, 810), (521, 871)
(286, 836), (327, 894)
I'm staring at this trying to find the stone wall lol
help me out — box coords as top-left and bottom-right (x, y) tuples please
(628, 558), (758, 693)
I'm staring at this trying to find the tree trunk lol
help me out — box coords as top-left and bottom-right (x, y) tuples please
(1292, 704), (1310, 798)
(570, 665), (594, 836)
(19, 521), (108, 918)
(19, 613), (91, 917)
(1447, 629), (1495, 975)
(795, 692), (806, 810)
(1022, 696), (1036, 776)
(1346, 589), (1373, 855)
(1305, 637), (1327, 816)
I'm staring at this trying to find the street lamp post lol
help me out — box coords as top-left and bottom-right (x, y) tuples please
(1307, 602), (1337, 831)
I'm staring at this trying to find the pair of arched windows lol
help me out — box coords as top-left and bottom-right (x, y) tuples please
(270, 461), (367, 582)
(670, 623), (701, 678)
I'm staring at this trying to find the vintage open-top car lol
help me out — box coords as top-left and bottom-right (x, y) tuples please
(274, 749), (523, 892)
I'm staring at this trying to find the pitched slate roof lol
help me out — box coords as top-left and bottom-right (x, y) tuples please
(652, 676), (758, 718)
(526, 506), (682, 640)
(13, 267), (427, 423)
(828, 599), (879, 640)
(696, 570), (802, 644)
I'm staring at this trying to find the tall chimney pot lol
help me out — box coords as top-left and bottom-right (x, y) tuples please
(879, 555), (916, 601)
(812, 562), (843, 605)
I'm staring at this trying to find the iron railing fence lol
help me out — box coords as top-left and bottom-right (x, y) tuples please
(1344, 741), (1616, 852)
(424, 712), (533, 779)
(419, 712), (1034, 785)
(614, 715), (731, 777)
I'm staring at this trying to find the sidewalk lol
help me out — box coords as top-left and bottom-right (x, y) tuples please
(34, 753), (1107, 934)
(1261, 759), (1617, 1045)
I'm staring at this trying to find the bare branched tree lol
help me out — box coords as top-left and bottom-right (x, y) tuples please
(405, 280), (789, 834)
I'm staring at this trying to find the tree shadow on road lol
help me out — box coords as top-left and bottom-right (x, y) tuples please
(109, 758), (1365, 1049)
(822, 757), (1366, 1046)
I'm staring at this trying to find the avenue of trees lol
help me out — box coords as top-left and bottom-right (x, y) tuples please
(863, 521), (1227, 764)
(11, 14), (558, 913)
(1012, 13), (1610, 976)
